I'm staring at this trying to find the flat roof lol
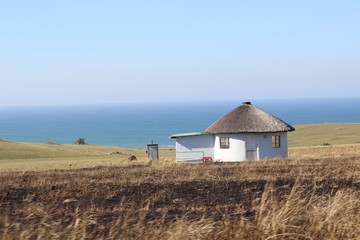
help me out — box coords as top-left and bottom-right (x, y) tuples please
(169, 131), (210, 139)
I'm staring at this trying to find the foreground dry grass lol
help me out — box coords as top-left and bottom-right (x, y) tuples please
(1, 150), (360, 240)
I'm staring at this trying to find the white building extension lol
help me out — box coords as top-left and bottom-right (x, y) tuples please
(170, 102), (295, 162)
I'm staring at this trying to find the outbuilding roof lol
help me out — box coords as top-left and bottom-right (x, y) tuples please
(170, 131), (209, 139)
(205, 102), (295, 134)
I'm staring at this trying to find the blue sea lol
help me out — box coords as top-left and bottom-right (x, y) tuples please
(0, 98), (359, 148)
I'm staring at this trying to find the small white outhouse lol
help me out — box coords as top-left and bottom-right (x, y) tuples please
(170, 102), (295, 162)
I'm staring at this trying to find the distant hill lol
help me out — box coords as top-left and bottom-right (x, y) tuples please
(289, 123), (360, 147)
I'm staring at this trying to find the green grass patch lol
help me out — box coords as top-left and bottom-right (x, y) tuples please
(289, 123), (360, 147)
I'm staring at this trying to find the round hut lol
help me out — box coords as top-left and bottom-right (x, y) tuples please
(206, 102), (295, 161)
(170, 102), (295, 162)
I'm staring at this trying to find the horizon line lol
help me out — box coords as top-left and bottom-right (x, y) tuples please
(1, 96), (360, 108)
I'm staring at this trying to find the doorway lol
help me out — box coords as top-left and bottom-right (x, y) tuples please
(246, 136), (258, 160)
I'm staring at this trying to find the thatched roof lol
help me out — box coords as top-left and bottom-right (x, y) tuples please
(205, 102), (295, 134)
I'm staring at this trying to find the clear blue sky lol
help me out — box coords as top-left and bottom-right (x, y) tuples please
(1, 0), (359, 106)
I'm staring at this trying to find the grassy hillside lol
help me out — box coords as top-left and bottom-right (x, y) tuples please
(1, 125), (360, 239)
(0, 140), (175, 171)
(289, 122), (360, 147)
(0, 139), (144, 159)
(1, 122), (360, 171)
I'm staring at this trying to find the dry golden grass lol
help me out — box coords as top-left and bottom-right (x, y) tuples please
(290, 144), (360, 161)
(1, 145), (360, 239)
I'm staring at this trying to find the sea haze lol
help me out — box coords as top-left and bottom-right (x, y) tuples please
(0, 98), (359, 148)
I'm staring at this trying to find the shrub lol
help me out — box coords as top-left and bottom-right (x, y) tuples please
(74, 138), (86, 145)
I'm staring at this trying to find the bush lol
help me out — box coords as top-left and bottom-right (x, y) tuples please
(74, 138), (86, 145)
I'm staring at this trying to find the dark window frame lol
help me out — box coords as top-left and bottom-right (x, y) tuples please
(272, 135), (281, 148)
(220, 137), (230, 149)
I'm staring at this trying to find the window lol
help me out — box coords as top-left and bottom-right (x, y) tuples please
(220, 137), (230, 149)
(272, 135), (280, 148)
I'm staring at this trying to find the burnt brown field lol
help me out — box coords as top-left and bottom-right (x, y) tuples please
(1, 152), (360, 239)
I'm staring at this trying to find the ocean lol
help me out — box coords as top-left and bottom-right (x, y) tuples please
(0, 98), (359, 148)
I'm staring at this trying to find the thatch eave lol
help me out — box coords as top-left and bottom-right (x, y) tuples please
(207, 129), (295, 134)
